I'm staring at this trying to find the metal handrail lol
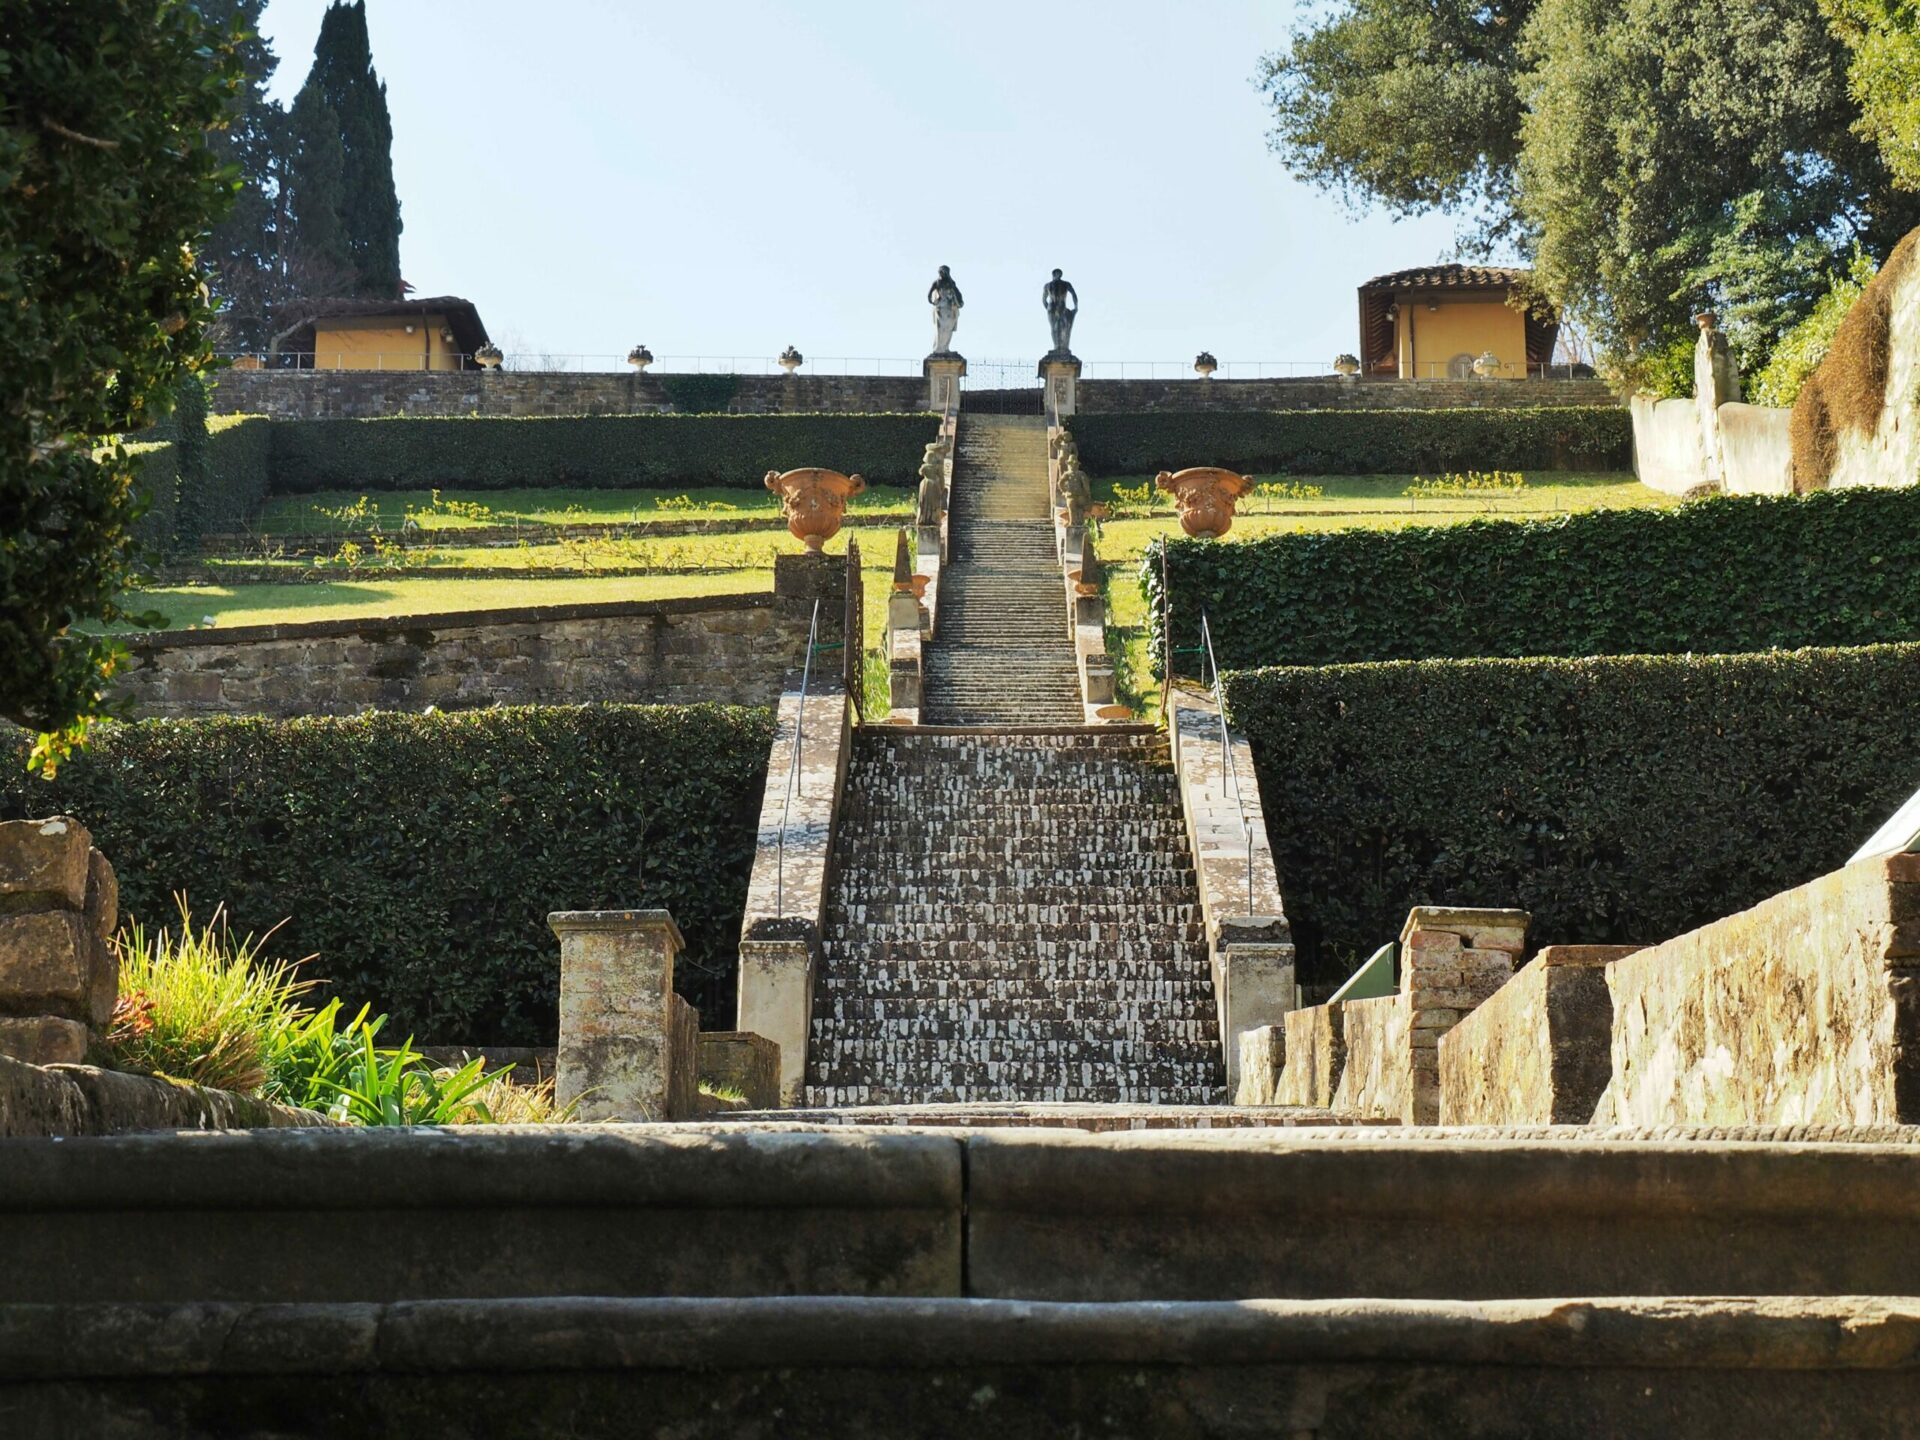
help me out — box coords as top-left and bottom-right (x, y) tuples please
(1199, 611), (1256, 916)
(774, 597), (823, 917)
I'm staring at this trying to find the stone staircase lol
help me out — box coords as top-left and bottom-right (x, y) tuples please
(921, 413), (1082, 726)
(805, 727), (1224, 1106)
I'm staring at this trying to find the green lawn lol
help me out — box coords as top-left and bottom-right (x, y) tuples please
(253, 485), (916, 533)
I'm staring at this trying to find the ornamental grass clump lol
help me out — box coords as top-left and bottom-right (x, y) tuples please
(105, 899), (314, 1093)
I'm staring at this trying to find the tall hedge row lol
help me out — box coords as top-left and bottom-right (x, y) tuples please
(0, 705), (774, 1042)
(268, 412), (937, 493)
(1071, 405), (1628, 476)
(127, 413), (272, 555)
(1225, 645), (1920, 985)
(1147, 487), (1920, 675)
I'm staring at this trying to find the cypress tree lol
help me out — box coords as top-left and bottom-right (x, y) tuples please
(304, 0), (402, 297)
(283, 81), (351, 291)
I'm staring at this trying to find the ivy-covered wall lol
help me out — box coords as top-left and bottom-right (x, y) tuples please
(1072, 405), (1627, 476)
(1, 705), (774, 1041)
(1224, 645), (1920, 985)
(1147, 487), (1920, 675)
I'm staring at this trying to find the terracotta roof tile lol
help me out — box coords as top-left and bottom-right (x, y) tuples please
(1359, 264), (1529, 291)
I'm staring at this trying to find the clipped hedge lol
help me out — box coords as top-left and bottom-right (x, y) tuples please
(1147, 487), (1920, 676)
(269, 412), (937, 493)
(1225, 645), (1920, 985)
(1, 704), (774, 1042)
(126, 440), (180, 556)
(1072, 405), (1628, 477)
(187, 415), (273, 537)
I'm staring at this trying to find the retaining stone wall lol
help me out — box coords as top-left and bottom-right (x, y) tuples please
(1601, 854), (1920, 1126)
(1075, 376), (1617, 413)
(116, 584), (832, 720)
(209, 369), (928, 419)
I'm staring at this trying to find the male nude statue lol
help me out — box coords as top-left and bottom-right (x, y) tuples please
(928, 265), (963, 353)
(1043, 268), (1078, 355)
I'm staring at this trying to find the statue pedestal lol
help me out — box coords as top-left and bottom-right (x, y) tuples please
(924, 353), (965, 413)
(1039, 354), (1081, 421)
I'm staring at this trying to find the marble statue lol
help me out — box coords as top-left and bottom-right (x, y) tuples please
(928, 265), (963, 354)
(1043, 268), (1078, 356)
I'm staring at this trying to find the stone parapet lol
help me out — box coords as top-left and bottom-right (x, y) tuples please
(115, 586), (825, 718)
(0, 1055), (332, 1137)
(1440, 945), (1644, 1126)
(697, 1031), (781, 1111)
(1601, 854), (1920, 1126)
(1275, 1002), (1344, 1107)
(0, 817), (119, 1066)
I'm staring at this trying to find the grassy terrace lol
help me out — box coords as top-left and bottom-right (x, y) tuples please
(253, 485), (917, 533)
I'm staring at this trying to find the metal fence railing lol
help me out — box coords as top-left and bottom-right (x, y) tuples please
(1199, 611), (1257, 918)
(774, 598), (823, 919)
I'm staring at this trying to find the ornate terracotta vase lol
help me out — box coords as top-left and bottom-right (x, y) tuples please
(1155, 467), (1254, 539)
(765, 468), (866, 551)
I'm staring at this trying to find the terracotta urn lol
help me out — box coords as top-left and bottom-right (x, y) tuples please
(474, 343), (503, 370)
(1155, 467), (1255, 539)
(1472, 350), (1502, 378)
(778, 346), (804, 373)
(627, 344), (654, 371)
(1333, 353), (1360, 377)
(765, 467), (866, 551)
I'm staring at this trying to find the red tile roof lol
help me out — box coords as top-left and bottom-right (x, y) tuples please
(1359, 264), (1530, 291)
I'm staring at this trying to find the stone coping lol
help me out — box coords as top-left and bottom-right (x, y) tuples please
(1, 1295), (1912, 1378)
(875, 722), (1159, 738)
(547, 909), (685, 944)
(726, 1103), (1382, 1130)
(126, 591), (776, 650)
(0, 1057), (332, 1138)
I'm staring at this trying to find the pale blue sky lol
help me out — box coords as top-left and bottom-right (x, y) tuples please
(258, 0), (1473, 376)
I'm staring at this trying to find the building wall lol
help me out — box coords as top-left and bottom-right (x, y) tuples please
(1397, 299), (1529, 380)
(309, 315), (462, 372)
(115, 591), (825, 718)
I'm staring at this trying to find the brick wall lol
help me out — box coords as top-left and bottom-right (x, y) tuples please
(116, 560), (844, 718)
(208, 369), (929, 420)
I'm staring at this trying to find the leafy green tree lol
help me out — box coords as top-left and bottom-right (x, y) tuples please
(1823, 0), (1920, 190)
(0, 0), (240, 765)
(283, 81), (351, 283)
(301, 0), (401, 298)
(1257, 0), (1920, 382)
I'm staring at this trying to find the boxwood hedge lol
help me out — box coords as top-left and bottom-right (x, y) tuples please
(269, 412), (937, 493)
(1147, 487), (1920, 676)
(1072, 405), (1627, 476)
(1, 704), (774, 1042)
(1224, 645), (1920, 985)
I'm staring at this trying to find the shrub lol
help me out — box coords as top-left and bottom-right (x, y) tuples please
(2, 704), (774, 1042)
(1751, 250), (1879, 408)
(1145, 486), (1920, 676)
(1069, 406), (1628, 477)
(126, 439), (180, 557)
(658, 373), (740, 414)
(268, 412), (937, 493)
(104, 898), (313, 1092)
(1225, 645), (1920, 985)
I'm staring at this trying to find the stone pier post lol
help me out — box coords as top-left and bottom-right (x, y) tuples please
(549, 909), (686, 1122)
(1040, 356), (1080, 420)
(925, 354), (965, 413)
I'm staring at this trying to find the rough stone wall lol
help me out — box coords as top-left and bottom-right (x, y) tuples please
(116, 591), (821, 719)
(1076, 377), (1617, 413)
(0, 818), (119, 1066)
(0, 1055), (329, 1137)
(1602, 854), (1920, 1126)
(1330, 994), (1407, 1121)
(1274, 1001), (1343, 1106)
(1439, 946), (1639, 1126)
(1824, 230), (1920, 492)
(208, 369), (929, 419)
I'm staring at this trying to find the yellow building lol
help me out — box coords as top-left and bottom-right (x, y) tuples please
(286, 296), (491, 371)
(1357, 265), (1559, 380)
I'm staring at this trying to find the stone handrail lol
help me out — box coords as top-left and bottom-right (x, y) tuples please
(1165, 684), (1294, 1094)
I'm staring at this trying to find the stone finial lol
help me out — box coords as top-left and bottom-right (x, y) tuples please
(764, 468), (866, 552)
(1694, 311), (1741, 407)
(1155, 467), (1255, 539)
(0, 817), (120, 1067)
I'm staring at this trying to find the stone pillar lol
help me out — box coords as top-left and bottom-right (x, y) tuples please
(1216, 940), (1296, 1094)
(0, 817), (119, 1067)
(1040, 356), (1080, 421)
(737, 936), (815, 1105)
(549, 909), (685, 1122)
(1400, 906), (1527, 1124)
(925, 354), (965, 413)
(1693, 312), (1741, 490)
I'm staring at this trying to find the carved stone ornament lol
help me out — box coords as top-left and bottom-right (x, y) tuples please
(764, 467), (866, 551)
(1155, 467), (1254, 539)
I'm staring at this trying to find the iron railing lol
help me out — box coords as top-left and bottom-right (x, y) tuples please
(1199, 611), (1257, 918)
(774, 597), (824, 917)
